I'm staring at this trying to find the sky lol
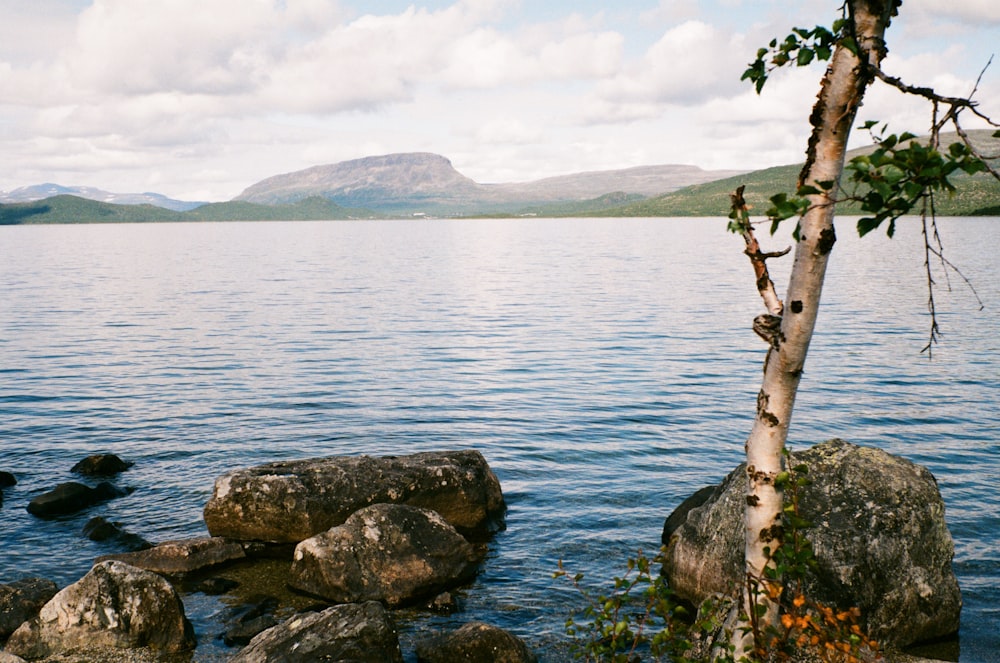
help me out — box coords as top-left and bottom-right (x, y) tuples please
(0, 0), (997, 202)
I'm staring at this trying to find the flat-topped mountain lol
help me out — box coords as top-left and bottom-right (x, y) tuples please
(236, 152), (742, 215)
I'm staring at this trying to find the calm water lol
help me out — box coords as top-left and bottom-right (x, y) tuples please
(1, 217), (997, 661)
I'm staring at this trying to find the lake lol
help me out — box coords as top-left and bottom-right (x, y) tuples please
(1, 216), (997, 662)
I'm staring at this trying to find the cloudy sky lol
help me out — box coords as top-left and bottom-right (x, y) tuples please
(1, 0), (997, 201)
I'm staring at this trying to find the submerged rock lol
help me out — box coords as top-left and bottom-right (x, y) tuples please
(26, 482), (131, 518)
(4, 560), (195, 659)
(231, 602), (403, 663)
(0, 578), (59, 641)
(0, 471), (16, 488)
(204, 449), (505, 543)
(289, 503), (481, 607)
(661, 438), (961, 649)
(71, 454), (133, 477)
(415, 621), (538, 663)
(83, 516), (152, 552)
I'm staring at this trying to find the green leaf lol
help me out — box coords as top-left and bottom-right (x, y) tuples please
(857, 217), (882, 237)
(796, 48), (815, 66)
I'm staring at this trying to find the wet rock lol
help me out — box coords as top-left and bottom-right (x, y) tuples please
(96, 536), (246, 576)
(82, 517), (152, 552)
(220, 595), (281, 646)
(662, 438), (961, 649)
(0, 578), (59, 641)
(415, 621), (538, 663)
(289, 503), (481, 607)
(194, 576), (240, 595)
(26, 482), (131, 518)
(231, 602), (403, 663)
(0, 471), (16, 488)
(71, 454), (133, 477)
(204, 449), (505, 543)
(4, 560), (195, 659)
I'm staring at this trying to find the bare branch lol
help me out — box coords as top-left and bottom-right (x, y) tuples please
(872, 67), (979, 109)
(730, 186), (786, 317)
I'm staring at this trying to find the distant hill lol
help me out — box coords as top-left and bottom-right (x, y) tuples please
(235, 152), (742, 216)
(3, 134), (996, 224)
(585, 129), (1000, 218)
(0, 183), (205, 211)
(0, 195), (377, 225)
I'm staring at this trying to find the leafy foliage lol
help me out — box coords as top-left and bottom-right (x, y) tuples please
(557, 459), (878, 662)
(745, 460), (879, 663)
(554, 550), (700, 662)
(741, 20), (847, 93)
(842, 122), (990, 237)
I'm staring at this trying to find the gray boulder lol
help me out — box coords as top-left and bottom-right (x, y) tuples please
(96, 536), (245, 576)
(0, 578), (58, 641)
(231, 602), (403, 663)
(661, 439), (961, 649)
(289, 503), (481, 607)
(4, 561), (195, 659)
(204, 450), (505, 543)
(415, 621), (538, 663)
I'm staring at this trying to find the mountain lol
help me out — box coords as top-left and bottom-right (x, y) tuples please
(235, 152), (743, 215)
(0, 183), (206, 211)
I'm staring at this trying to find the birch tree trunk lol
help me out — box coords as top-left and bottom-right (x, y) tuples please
(733, 1), (899, 657)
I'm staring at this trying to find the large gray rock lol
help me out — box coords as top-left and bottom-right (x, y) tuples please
(96, 536), (245, 576)
(204, 450), (505, 543)
(662, 439), (961, 649)
(289, 503), (481, 607)
(4, 561), (195, 659)
(0, 578), (58, 641)
(415, 621), (538, 663)
(231, 602), (403, 663)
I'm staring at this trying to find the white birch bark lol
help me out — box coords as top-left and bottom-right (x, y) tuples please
(731, 1), (898, 658)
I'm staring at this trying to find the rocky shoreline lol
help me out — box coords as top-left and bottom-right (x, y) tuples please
(0, 443), (961, 662)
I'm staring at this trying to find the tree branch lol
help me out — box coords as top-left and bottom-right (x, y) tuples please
(730, 185), (787, 317)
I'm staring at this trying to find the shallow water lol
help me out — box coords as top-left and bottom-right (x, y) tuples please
(1, 217), (997, 661)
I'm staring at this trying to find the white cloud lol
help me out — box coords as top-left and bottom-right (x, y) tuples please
(0, 0), (997, 200)
(585, 20), (747, 123)
(907, 0), (1000, 24)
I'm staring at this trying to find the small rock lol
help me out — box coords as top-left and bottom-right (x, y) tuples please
(194, 576), (240, 595)
(26, 482), (131, 518)
(96, 536), (246, 576)
(425, 591), (460, 612)
(82, 516), (152, 551)
(231, 602), (403, 663)
(223, 614), (279, 647)
(71, 454), (133, 476)
(415, 621), (538, 663)
(289, 503), (481, 607)
(0, 471), (16, 488)
(0, 578), (59, 641)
